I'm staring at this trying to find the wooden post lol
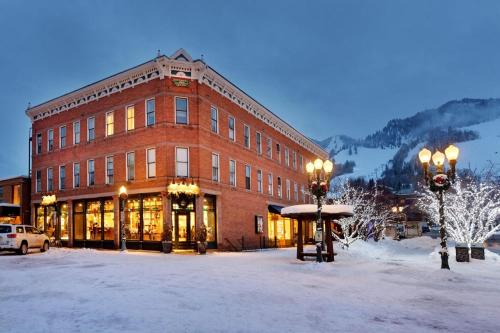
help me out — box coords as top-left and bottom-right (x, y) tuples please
(297, 217), (304, 260)
(325, 217), (334, 262)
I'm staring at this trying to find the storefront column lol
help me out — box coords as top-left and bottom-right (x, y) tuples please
(113, 195), (120, 249)
(216, 195), (222, 246)
(31, 203), (36, 226)
(67, 200), (73, 247)
(195, 193), (204, 230)
(162, 191), (172, 232)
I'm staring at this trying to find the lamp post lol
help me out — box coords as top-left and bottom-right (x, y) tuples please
(418, 144), (459, 270)
(119, 186), (128, 252)
(306, 158), (334, 263)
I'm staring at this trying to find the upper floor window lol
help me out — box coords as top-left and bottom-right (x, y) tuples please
(212, 153), (220, 182)
(257, 169), (263, 193)
(87, 159), (95, 186)
(210, 106), (218, 133)
(147, 148), (156, 178)
(284, 147), (290, 167)
(268, 173), (273, 196)
(277, 177), (282, 198)
(256, 132), (262, 155)
(59, 165), (66, 190)
(292, 151), (297, 169)
(175, 97), (188, 124)
(36, 133), (42, 154)
(294, 182), (298, 201)
(229, 159), (236, 187)
(73, 121), (80, 144)
(126, 105), (135, 131)
(146, 98), (155, 126)
(106, 156), (114, 184)
(266, 137), (272, 158)
(60, 126), (67, 148)
(47, 129), (54, 151)
(87, 117), (95, 141)
(301, 184), (306, 203)
(126, 152), (135, 181)
(244, 125), (250, 149)
(176, 147), (189, 177)
(35, 170), (42, 193)
(245, 165), (251, 190)
(228, 116), (235, 141)
(106, 111), (114, 136)
(276, 143), (281, 163)
(299, 155), (303, 171)
(286, 179), (291, 200)
(47, 168), (53, 191)
(73, 163), (80, 188)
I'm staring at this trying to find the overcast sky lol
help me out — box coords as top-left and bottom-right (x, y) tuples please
(1, 0), (500, 178)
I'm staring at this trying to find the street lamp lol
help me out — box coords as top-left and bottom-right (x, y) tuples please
(119, 186), (128, 252)
(306, 158), (334, 262)
(418, 144), (459, 270)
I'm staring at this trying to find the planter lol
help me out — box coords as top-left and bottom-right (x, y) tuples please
(197, 241), (207, 255)
(471, 243), (485, 260)
(455, 243), (469, 262)
(161, 241), (173, 254)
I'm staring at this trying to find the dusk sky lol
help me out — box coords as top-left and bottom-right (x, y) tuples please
(1, 0), (500, 178)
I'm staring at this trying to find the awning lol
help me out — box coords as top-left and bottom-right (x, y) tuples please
(0, 204), (21, 217)
(268, 205), (285, 214)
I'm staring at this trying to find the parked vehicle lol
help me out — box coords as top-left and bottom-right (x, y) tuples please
(0, 224), (50, 255)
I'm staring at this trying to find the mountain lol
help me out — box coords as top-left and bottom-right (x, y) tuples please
(318, 98), (500, 187)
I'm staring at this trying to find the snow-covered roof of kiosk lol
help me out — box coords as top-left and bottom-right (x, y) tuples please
(281, 204), (354, 218)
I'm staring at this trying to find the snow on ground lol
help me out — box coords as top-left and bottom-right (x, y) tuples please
(1, 237), (499, 333)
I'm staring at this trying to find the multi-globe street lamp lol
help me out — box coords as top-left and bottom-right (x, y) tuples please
(119, 186), (128, 252)
(418, 144), (459, 270)
(306, 158), (334, 262)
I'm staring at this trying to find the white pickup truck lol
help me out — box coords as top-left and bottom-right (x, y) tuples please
(0, 224), (50, 255)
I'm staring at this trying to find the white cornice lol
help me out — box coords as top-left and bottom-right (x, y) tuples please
(26, 49), (328, 158)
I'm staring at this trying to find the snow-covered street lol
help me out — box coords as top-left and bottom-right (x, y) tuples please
(1, 238), (499, 333)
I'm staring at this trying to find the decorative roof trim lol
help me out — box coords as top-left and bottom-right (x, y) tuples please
(26, 49), (327, 158)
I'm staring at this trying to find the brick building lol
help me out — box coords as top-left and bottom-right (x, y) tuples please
(0, 176), (31, 224)
(26, 49), (327, 251)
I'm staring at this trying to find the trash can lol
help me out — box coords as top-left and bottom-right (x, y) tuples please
(455, 243), (469, 262)
(471, 243), (485, 260)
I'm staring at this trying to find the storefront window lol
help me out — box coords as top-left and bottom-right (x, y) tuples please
(143, 195), (163, 241)
(60, 203), (69, 240)
(36, 206), (44, 231)
(125, 198), (141, 240)
(103, 200), (114, 240)
(267, 212), (294, 241)
(86, 201), (102, 240)
(203, 195), (216, 242)
(46, 206), (56, 238)
(74, 202), (84, 240)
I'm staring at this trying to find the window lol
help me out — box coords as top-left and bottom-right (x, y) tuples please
(211, 153), (220, 182)
(244, 125), (250, 148)
(229, 159), (236, 186)
(60, 126), (66, 148)
(105, 111), (114, 136)
(176, 147), (189, 177)
(73, 163), (80, 188)
(87, 160), (95, 186)
(175, 97), (188, 124)
(299, 155), (303, 171)
(245, 165), (251, 190)
(276, 143), (281, 163)
(59, 165), (66, 190)
(106, 156), (114, 184)
(36, 170), (42, 192)
(266, 137), (272, 158)
(47, 168), (53, 191)
(301, 184), (306, 203)
(257, 169), (263, 193)
(73, 121), (80, 144)
(228, 116), (235, 141)
(36, 133), (42, 154)
(294, 182), (298, 201)
(256, 132), (262, 155)
(268, 173), (273, 195)
(47, 129), (54, 151)
(126, 152), (135, 181)
(210, 106), (218, 133)
(147, 148), (156, 178)
(87, 117), (95, 141)
(292, 151), (297, 169)
(285, 147), (290, 167)
(126, 105), (135, 131)
(146, 98), (155, 126)
(286, 179), (291, 200)
(277, 177), (282, 198)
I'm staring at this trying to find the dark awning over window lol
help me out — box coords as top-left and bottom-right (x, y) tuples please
(268, 205), (284, 215)
(0, 204), (21, 217)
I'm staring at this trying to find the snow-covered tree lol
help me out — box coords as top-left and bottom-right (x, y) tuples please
(328, 180), (389, 248)
(417, 177), (500, 248)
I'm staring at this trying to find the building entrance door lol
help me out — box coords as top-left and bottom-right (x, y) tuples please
(174, 211), (194, 248)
